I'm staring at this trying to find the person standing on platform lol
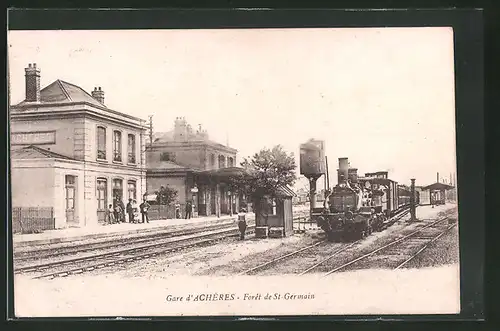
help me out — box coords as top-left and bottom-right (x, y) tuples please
(132, 199), (140, 223)
(113, 197), (122, 224)
(175, 202), (181, 219)
(118, 198), (126, 222)
(185, 200), (192, 219)
(140, 198), (151, 223)
(126, 199), (134, 223)
(105, 204), (115, 225)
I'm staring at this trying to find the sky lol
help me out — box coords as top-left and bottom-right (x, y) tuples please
(8, 28), (457, 189)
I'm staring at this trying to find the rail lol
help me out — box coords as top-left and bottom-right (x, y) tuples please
(18, 225), (256, 279)
(321, 216), (451, 276)
(237, 207), (412, 276)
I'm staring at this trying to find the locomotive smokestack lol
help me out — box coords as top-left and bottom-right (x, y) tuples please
(338, 157), (349, 184)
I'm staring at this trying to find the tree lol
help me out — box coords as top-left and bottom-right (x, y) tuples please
(228, 145), (297, 202)
(155, 185), (178, 205)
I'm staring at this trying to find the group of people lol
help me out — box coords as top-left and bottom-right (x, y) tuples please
(105, 196), (151, 225)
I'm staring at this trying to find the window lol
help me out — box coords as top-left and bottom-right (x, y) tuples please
(218, 155), (226, 169)
(65, 175), (76, 210)
(210, 154), (215, 167)
(228, 157), (234, 167)
(160, 152), (176, 162)
(113, 131), (122, 162)
(97, 126), (106, 160)
(128, 181), (137, 201)
(97, 178), (107, 210)
(113, 179), (123, 201)
(128, 134), (136, 164)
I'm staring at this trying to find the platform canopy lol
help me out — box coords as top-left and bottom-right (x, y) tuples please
(422, 182), (454, 191)
(197, 166), (248, 178)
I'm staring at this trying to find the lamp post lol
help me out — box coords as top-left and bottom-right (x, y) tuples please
(410, 178), (417, 222)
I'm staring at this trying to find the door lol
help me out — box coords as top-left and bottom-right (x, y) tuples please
(97, 178), (107, 223)
(65, 175), (77, 226)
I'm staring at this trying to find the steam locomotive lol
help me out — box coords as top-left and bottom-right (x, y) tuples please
(311, 157), (419, 240)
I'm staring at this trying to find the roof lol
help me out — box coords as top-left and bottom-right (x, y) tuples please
(153, 131), (174, 142)
(15, 80), (105, 108)
(152, 131), (237, 152)
(358, 177), (396, 185)
(422, 182), (454, 191)
(147, 160), (192, 172)
(198, 167), (247, 177)
(11, 145), (77, 161)
(276, 185), (297, 198)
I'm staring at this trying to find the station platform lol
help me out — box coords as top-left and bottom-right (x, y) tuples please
(12, 213), (252, 248)
(414, 203), (457, 220)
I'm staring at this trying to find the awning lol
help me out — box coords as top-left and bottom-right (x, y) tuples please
(422, 182), (454, 191)
(197, 167), (248, 178)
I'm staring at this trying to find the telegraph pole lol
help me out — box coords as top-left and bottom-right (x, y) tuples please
(148, 115), (153, 148)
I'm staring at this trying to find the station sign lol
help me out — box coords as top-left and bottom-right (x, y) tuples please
(11, 131), (56, 145)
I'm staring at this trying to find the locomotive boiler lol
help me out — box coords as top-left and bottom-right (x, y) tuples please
(312, 157), (406, 240)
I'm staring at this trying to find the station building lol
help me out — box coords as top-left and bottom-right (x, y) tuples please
(146, 117), (244, 217)
(10, 63), (147, 229)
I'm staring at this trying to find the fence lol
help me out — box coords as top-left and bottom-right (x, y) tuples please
(148, 204), (186, 220)
(12, 207), (55, 234)
(293, 214), (320, 232)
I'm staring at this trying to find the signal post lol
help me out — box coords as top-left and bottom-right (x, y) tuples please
(409, 178), (418, 222)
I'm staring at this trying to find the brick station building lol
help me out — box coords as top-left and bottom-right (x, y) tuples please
(10, 63), (147, 229)
(146, 117), (245, 217)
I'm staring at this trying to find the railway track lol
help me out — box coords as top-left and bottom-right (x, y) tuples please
(321, 216), (455, 276)
(14, 221), (252, 263)
(16, 225), (256, 279)
(16, 210), (309, 262)
(393, 222), (457, 270)
(237, 208), (412, 276)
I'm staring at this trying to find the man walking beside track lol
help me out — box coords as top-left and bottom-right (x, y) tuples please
(237, 208), (247, 240)
(140, 198), (151, 223)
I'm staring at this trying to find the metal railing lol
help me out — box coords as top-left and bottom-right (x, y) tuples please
(12, 207), (55, 233)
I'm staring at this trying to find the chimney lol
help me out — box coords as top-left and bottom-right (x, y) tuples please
(338, 157), (349, 184)
(437, 172), (440, 183)
(348, 168), (358, 183)
(91, 86), (105, 104)
(25, 63), (41, 102)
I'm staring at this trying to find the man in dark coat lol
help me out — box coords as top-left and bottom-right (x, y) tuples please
(115, 197), (126, 222)
(139, 199), (151, 223)
(185, 201), (192, 219)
